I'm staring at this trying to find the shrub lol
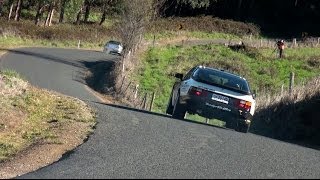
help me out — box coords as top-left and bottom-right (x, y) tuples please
(147, 16), (260, 37)
(252, 77), (320, 145)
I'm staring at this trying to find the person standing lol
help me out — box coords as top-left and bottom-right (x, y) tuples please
(276, 40), (285, 58)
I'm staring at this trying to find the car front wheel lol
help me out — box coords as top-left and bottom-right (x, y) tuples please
(166, 92), (174, 115)
(172, 93), (187, 120)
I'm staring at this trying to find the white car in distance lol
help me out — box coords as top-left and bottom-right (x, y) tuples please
(103, 40), (123, 55)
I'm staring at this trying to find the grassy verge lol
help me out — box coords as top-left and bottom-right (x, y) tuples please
(0, 18), (118, 50)
(0, 35), (103, 50)
(0, 70), (96, 162)
(144, 31), (243, 42)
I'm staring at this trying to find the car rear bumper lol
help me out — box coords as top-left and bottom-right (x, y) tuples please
(179, 95), (253, 121)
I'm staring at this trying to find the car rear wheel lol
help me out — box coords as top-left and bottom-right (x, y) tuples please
(236, 121), (250, 133)
(172, 93), (187, 120)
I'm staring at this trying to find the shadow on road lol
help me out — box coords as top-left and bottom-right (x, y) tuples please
(1, 48), (85, 68)
(0, 47), (118, 69)
(95, 101), (320, 151)
(0, 47), (119, 89)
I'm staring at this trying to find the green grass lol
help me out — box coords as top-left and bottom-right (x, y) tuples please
(0, 69), (23, 79)
(144, 31), (243, 41)
(188, 31), (242, 39)
(0, 35), (103, 50)
(134, 44), (320, 124)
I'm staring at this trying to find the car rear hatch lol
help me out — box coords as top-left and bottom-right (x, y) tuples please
(187, 86), (253, 119)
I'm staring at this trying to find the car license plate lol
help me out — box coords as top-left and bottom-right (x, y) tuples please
(212, 94), (229, 104)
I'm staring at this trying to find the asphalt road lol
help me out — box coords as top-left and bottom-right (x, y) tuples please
(1, 47), (319, 179)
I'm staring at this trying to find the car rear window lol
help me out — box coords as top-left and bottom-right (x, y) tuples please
(108, 41), (121, 45)
(192, 68), (251, 95)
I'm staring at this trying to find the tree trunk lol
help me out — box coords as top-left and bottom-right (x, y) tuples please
(14, 0), (22, 21)
(76, 6), (83, 25)
(34, 1), (42, 25)
(84, 0), (90, 23)
(0, 0), (4, 17)
(8, 0), (14, 21)
(48, 6), (55, 26)
(59, 0), (66, 23)
(44, 2), (54, 26)
(99, 2), (107, 25)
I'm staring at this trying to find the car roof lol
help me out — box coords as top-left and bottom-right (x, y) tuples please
(107, 40), (121, 45)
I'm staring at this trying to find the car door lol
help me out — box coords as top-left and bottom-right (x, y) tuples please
(172, 67), (197, 106)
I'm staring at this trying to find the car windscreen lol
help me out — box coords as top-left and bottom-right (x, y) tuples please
(191, 68), (251, 95)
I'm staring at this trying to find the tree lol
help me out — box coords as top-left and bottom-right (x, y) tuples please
(14, 0), (23, 21)
(99, 0), (107, 25)
(99, 0), (120, 25)
(35, 0), (51, 25)
(84, 0), (91, 23)
(118, 0), (153, 54)
(59, 0), (69, 23)
(44, 0), (56, 26)
(73, 0), (85, 24)
(0, 0), (4, 17)
(8, 0), (15, 21)
(115, 0), (154, 77)
(35, 0), (43, 25)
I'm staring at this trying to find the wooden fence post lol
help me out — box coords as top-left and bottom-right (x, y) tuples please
(281, 84), (284, 96)
(134, 84), (139, 99)
(122, 81), (132, 95)
(289, 72), (295, 95)
(292, 38), (297, 48)
(118, 76), (126, 93)
(78, 40), (81, 49)
(149, 91), (156, 111)
(152, 35), (156, 47)
(142, 93), (148, 110)
(206, 118), (209, 124)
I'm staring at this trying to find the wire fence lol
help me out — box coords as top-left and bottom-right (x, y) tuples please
(116, 75), (157, 111)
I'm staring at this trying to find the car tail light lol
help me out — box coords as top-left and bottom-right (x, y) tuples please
(189, 87), (208, 97)
(235, 99), (251, 112)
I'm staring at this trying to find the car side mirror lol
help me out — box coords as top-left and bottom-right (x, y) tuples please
(174, 73), (183, 81)
(252, 90), (256, 99)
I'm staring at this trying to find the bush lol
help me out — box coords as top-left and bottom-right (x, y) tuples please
(252, 77), (320, 145)
(147, 16), (260, 37)
(0, 18), (119, 43)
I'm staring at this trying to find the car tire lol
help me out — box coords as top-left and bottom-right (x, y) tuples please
(236, 121), (250, 133)
(166, 92), (174, 115)
(225, 118), (236, 129)
(172, 93), (187, 120)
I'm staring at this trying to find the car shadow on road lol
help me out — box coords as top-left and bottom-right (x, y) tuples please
(95, 101), (320, 151)
(93, 101), (229, 131)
